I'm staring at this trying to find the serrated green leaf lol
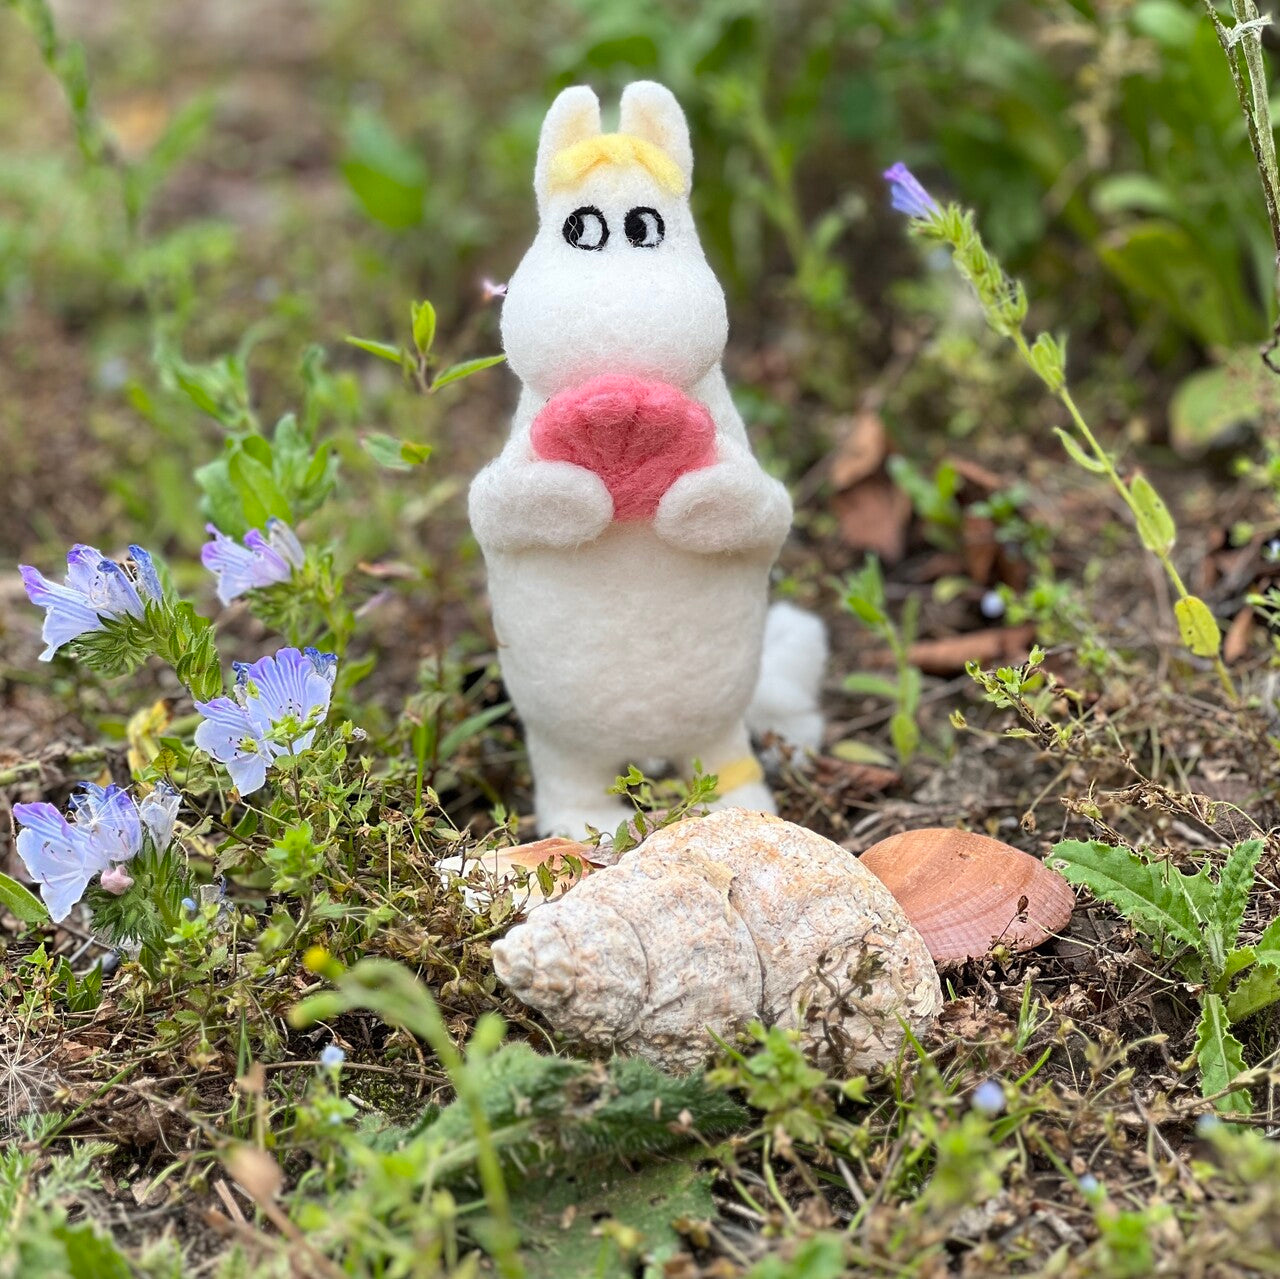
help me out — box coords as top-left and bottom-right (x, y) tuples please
(1051, 840), (1208, 959)
(1175, 596), (1222, 658)
(1129, 473), (1176, 554)
(1251, 915), (1280, 968)
(1227, 962), (1280, 1024)
(429, 354), (506, 391)
(0, 870), (48, 924)
(411, 299), (436, 355)
(344, 335), (406, 365)
(515, 1158), (716, 1279)
(1053, 427), (1108, 473)
(1216, 840), (1264, 949)
(1193, 993), (1253, 1115)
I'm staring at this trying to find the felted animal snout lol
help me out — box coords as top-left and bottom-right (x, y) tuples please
(529, 373), (716, 521)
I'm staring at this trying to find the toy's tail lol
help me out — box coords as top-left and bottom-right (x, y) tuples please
(747, 602), (828, 753)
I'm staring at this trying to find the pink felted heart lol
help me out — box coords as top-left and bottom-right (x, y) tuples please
(529, 374), (717, 521)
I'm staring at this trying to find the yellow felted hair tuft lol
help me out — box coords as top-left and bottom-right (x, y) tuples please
(547, 133), (686, 196)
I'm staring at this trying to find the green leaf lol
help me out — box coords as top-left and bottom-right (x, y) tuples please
(1128, 474), (1176, 554)
(1193, 993), (1253, 1115)
(1098, 219), (1251, 349)
(361, 432), (433, 471)
(1051, 840), (1207, 959)
(0, 870), (48, 924)
(746, 1234), (849, 1279)
(1251, 915), (1280, 968)
(430, 354), (506, 391)
(1227, 962), (1280, 1024)
(228, 447), (290, 526)
(344, 335), (405, 365)
(1091, 173), (1179, 219)
(1169, 362), (1263, 457)
(1053, 427), (1108, 474)
(1215, 840), (1264, 950)
(195, 455), (245, 534)
(1175, 596), (1222, 658)
(55, 1221), (133, 1279)
(842, 673), (899, 699)
(829, 739), (895, 767)
(436, 702), (512, 763)
(340, 108), (426, 230)
(515, 1159), (716, 1279)
(411, 299), (437, 355)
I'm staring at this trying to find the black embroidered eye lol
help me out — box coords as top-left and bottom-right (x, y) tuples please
(624, 206), (664, 248)
(563, 206), (608, 250)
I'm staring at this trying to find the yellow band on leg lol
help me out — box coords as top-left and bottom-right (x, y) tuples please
(712, 755), (764, 796)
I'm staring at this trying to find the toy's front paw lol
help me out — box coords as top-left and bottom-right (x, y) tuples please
(653, 459), (792, 554)
(470, 459), (613, 553)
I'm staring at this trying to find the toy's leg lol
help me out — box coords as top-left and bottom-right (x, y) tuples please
(527, 731), (631, 839)
(685, 722), (776, 815)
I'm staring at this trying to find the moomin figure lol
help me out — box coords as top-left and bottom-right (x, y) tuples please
(470, 81), (826, 837)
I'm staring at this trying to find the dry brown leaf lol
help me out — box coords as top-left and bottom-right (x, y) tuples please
(1224, 606), (1254, 664)
(906, 624), (1037, 675)
(829, 410), (889, 490)
(832, 475), (912, 563)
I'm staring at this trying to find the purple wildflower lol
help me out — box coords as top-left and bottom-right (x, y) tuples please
(20, 543), (162, 661)
(194, 646), (337, 795)
(13, 780), (171, 922)
(883, 162), (940, 220)
(201, 519), (305, 607)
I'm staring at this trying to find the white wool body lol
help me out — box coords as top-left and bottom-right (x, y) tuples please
(747, 602), (829, 754)
(470, 81), (823, 837)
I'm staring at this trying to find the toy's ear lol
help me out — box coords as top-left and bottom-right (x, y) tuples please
(535, 85), (601, 204)
(619, 81), (693, 189)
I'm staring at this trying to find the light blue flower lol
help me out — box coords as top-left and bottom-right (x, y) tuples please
(137, 781), (181, 853)
(202, 519), (305, 607)
(970, 1080), (1006, 1116)
(67, 783), (144, 866)
(20, 543), (162, 661)
(883, 162), (940, 220)
(194, 646), (338, 795)
(320, 1044), (346, 1069)
(13, 803), (107, 922)
(14, 781), (154, 922)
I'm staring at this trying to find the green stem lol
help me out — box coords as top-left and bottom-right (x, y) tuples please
(1010, 333), (1238, 700)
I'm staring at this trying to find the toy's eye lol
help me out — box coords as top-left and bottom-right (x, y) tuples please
(563, 206), (608, 250)
(625, 207), (664, 248)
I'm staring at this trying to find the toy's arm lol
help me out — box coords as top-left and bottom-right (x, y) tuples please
(468, 388), (613, 554)
(652, 370), (793, 556)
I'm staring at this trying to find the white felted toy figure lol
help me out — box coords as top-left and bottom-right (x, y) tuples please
(469, 81), (827, 838)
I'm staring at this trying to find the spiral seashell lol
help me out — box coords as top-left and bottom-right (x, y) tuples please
(491, 809), (942, 1073)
